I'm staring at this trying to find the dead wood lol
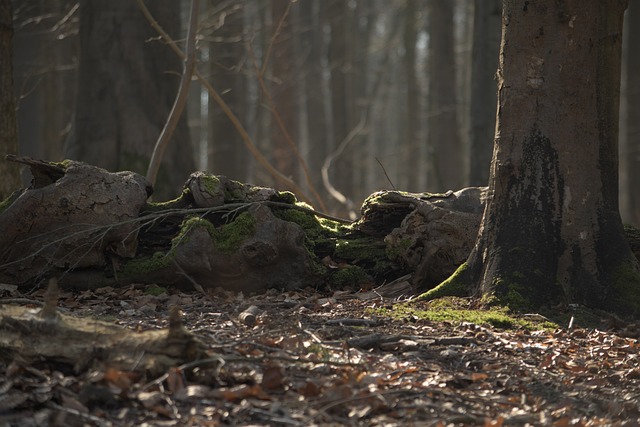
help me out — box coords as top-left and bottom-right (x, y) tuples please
(1, 157), (639, 294)
(0, 278), (207, 377)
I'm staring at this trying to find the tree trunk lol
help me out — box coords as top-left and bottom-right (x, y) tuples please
(404, 0), (420, 191)
(0, 0), (22, 199)
(454, 0), (640, 314)
(468, 0), (501, 186)
(298, 0), (329, 200)
(65, 0), (194, 200)
(625, 1), (640, 226)
(208, 0), (246, 180)
(427, 0), (463, 192)
(269, 0), (298, 181)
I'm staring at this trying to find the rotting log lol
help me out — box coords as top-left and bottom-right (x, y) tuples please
(0, 280), (207, 376)
(1, 157), (638, 294)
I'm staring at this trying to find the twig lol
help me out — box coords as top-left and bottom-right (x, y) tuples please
(375, 157), (396, 190)
(246, 37), (327, 212)
(146, 0), (199, 188)
(321, 113), (367, 217)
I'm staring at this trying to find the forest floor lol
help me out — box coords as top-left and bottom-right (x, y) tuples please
(1, 283), (640, 427)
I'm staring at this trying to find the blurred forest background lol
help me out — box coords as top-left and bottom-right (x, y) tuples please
(9, 0), (640, 224)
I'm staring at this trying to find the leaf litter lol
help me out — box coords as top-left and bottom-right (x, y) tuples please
(0, 283), (639, 426)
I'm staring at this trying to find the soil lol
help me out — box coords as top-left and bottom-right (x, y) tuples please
(1, 284), (639, 426)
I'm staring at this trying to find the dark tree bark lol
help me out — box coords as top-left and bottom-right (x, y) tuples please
(65, 0), (194, 200)
(468, 0), (501, 186)
(0, 0), (22, 199)
(625, 1), (640, 226)
(208, 0), (246, 180)
(427, 0), (463, 192)
(441, 0), (640, 314)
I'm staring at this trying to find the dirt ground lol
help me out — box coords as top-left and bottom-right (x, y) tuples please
(1, 283), (640, 427)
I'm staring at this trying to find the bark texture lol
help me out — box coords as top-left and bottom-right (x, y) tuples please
(461, 0), (640, 313)
(626, 1), (640, 226)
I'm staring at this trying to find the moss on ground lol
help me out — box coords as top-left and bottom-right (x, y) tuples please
(371, 297), (558, 330)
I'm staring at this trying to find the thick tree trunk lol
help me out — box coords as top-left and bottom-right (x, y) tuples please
(66, 0), (195, 200)
(626, 1), (640, 226)
(0, 0), (22, 199)
(208, 1), (246, 180)
(459, 0), (640, 313)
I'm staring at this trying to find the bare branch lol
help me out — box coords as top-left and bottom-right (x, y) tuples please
(136, 0), (317, 207)
(146, 0), (199, 188)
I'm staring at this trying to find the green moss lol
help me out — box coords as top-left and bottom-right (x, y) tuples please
(124, 212), (256, 277)
(335, 237), (386, 260)
(331, 265), (371, 287)
(417, 262), (470, 301)
(143, 188), (191, 212)
(207, 212), (256, 254)
(145, 285), (168, 296)
(52, 159), (74, 169)
(0, 189), (23, 215)
(200, 174), (224, 198)
(274, 191), (297, 204)
(608, 259), (640, 316)
(386, 237), (414, 261)
(276, 208), (323, 238)
(123, 251), (174, 276)
(371, 299), (556, 330)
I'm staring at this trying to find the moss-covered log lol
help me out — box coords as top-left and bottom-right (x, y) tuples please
(1, 158), (639, 294)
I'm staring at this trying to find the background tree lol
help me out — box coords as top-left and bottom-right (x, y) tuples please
(206, 0), (246, 180)
(468, 0), (501, 186)
(440, 0), (640, 314)
(0, 0), (22, 199)
(9, 0), (638, 225)
(427, 0), (462, 191)
(65, 0), (194, 200)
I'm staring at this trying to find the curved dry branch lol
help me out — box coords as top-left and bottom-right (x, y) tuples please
(321, 113), (367, 219)
(146, 0), (199, 188)
(135, 0), (316, 207)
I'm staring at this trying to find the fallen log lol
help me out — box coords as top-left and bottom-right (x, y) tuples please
(1, 157), (638, 294)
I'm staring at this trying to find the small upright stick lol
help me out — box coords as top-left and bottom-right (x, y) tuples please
(39, 278), (60, 322)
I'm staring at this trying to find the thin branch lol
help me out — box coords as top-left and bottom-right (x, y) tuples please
(146, 0), (199, 187)
(135, 0), (316, 207)
(246, 41), (327, 212)
(261, 0), (293, 76)
(375, 157), (396, 190)
(321, 113), (367, 217)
